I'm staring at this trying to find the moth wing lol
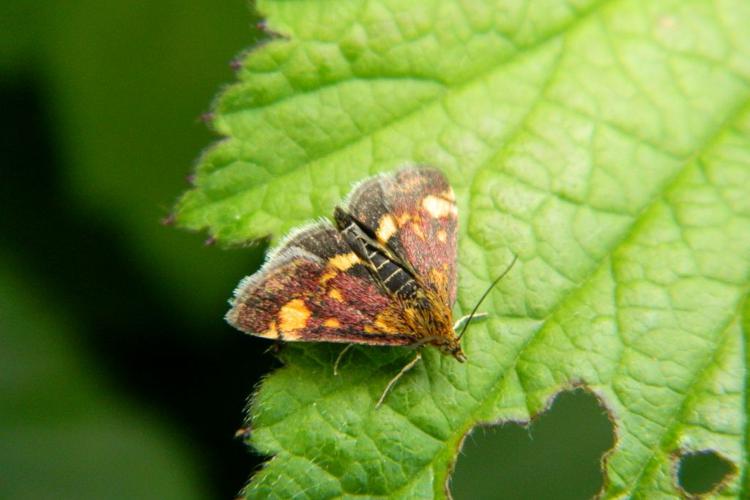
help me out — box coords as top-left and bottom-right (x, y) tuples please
(226, 221), (414, 345)
(343, 167), (458, 304)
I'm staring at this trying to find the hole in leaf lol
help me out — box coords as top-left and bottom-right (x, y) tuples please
(676, 450), (734, 496)
(451, 389), (614, 500)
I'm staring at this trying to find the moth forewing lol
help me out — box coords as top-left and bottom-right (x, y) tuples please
(227, 167), (466, 406)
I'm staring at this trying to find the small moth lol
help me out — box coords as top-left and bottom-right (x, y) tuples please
(226, 167), (512, 406)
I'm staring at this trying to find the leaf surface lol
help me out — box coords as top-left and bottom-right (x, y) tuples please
(176, 0), (750, 497)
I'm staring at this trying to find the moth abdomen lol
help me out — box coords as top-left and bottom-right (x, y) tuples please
(364, 242), (418, 297)
(336, 205), (420, 299)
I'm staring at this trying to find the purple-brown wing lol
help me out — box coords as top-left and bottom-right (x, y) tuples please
(226, 221), (414, 345)
(342, 167), (458, 304)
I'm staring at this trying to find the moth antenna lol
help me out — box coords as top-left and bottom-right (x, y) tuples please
(457, 254), (518, 340)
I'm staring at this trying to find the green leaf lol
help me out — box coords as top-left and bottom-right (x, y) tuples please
(0, 255), (208, 499)
(176, 0), (750, 497)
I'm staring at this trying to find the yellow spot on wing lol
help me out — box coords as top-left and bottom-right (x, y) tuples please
(376, 214), (398, 243)
(323, 318), (341, 328)
(429, 269), (448, 289)
(422, 194), (457, 218)
(279, 299), (311, 332)
(437, 229), (447, 242)
(258, 320), (279, 339)
(396, 213), (412, 226)
(328, 252), (360, 271)
(411, 222), (426, 240)
(373, 311), (403, 333)
(320, 270), (337, 284)
(282, 331), (303, 340)
(375, 319), (394, 332)
(328, 288), (344, 302)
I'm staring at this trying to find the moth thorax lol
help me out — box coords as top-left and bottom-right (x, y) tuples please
(405, 289), (440, 327)
(408, 292), (464, 360)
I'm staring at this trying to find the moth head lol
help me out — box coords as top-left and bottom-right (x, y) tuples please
(404, 291), (465, 361)
(428, 313), (466, 362)
(439, 340), (466, 362)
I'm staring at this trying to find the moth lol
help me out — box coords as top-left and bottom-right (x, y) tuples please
(226, 167), (511, 406)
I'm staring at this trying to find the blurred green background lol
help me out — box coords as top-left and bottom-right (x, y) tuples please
(0, 1), (660, 498)
(2, 1), (270, 498)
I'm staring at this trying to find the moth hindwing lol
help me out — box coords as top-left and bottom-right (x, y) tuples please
(226, 166), (465, 360)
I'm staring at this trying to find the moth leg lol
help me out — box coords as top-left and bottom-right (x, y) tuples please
(452, 312), (488, 332)
(264, 340), (284, 355)
(333, 344), (355, 376)
(375, 351), (422, 409)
